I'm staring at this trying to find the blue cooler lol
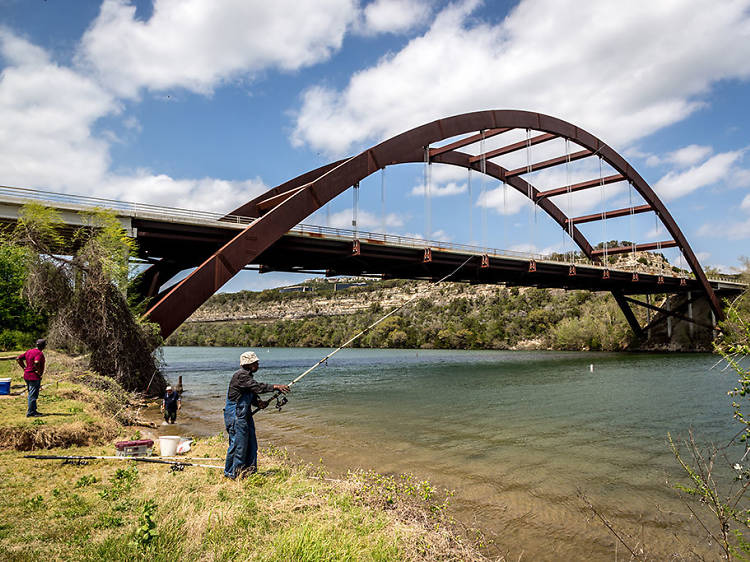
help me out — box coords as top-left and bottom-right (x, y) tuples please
(0, 378), (11, 395)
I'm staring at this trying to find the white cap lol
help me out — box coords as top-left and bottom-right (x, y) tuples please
(166, 386), (172, 391)
(240, 351), (259, 366)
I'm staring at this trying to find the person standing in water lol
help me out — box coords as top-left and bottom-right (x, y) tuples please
(161, 385), (181, 424)
(223, 351), (289, 479)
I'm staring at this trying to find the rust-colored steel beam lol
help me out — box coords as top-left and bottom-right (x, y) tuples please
(535, 174), (624, 200)
(592, 240), (677, 256)
(430, 150), (595, 259)
(145, 109), (722, 338)
(428, 128), (510, 158)
(625, 295), (714, 331)
(612, 290), (644, 339)
(505, 149), (592, 178)
(131, 259), (191, 300)
(468, 132), (556, 163)
(256, 185), (308, 214)
(228, 159), (347, 218)
(570, 204), (652, 225)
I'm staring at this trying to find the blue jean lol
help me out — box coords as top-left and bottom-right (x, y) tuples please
(26, 379), (40, 416)
(223, 394), (258, 478)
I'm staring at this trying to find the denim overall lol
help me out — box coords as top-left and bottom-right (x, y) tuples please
(223, 392), (258, 478)
(26, 379), (41, 416)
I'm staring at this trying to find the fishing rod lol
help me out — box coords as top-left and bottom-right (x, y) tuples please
(24, 454), (224, 470)
(159, 456), (224, 461)
(252, 255), (477, 415)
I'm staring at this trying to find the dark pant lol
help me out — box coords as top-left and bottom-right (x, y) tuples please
(26, 379), (40, 416)
(223, 395), (258, 479)
(164, 407), (177, 423)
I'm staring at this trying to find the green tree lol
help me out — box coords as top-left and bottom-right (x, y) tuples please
(13, 203), (165, 394)
(386, 329), (409, 347)
(0, 241), (47, 350)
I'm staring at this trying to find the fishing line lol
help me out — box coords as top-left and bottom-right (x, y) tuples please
(290, 254), (474, 386)
(253, 254), (477, 414)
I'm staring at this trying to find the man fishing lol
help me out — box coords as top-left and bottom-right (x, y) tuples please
(16, 339), (46, 417)
(224, 351), (289, 479)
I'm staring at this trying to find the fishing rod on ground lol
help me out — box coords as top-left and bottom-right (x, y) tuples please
(24, 454), (224, 471)
(252, 255), (477, 416)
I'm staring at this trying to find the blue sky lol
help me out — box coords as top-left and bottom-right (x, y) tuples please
(1, 0), (749, 292)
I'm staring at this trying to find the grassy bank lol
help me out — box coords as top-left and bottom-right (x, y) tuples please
(0, 352), (131, 450)
(0, 354), (489, 561)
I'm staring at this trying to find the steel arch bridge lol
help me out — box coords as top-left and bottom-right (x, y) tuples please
(143, 110), (724, 339)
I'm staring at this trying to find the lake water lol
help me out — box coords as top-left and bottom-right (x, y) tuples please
(161, 346), (742, 560)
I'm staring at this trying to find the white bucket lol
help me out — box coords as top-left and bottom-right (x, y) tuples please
(159, 436), (180, 457)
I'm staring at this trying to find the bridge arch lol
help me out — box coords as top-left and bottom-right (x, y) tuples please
(146, 110), (721, 338)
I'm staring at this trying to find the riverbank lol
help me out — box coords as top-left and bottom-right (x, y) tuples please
(0, 353), (490, 561)
(168, 281), (639, 352)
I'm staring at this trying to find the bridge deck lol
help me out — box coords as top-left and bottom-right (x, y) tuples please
(1, 185), (745, 297)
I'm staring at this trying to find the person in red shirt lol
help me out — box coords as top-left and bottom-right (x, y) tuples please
(17, 339), (46, 417)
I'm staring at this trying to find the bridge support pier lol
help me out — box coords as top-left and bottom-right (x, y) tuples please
(611, 290), (644, 341)
(623, 293), (717, 351)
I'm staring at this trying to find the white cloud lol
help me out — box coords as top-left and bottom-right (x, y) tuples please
(431, 163), (470, 183)
(666, 145), (714, 167)
(733, 168), (750, 188)
(742, 193), (750, 210)
(653, 151), (742, 201)
(0, 30), (118, 190)
(506, 241), (565, 256)
(293, 0), (750, 157)
(431, 229), (451, 242)
(646, 144), (713, 167)
(698, 220), (750, 241)
(401, 229), (451, 242)
(0, 29), (268, 213)
(100, 173), (268, 213)
(78, 0), (358, 98)
(508, 242), (537, 255)
(478, 184), (528, 215)
(360, 0), (431, 35)
(123, 116), (142, 132)
(410, 181), (467, 196)
(326, 208), (406, 230)
(622, 146), (650, 160)
(410, 162), (472, 196)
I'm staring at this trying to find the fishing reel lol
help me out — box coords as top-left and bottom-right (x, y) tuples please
(251, 391), (290, 416)
(273, 394), (289, 412)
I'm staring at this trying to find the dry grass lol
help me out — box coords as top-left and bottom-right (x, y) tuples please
(0, 351), (144, 450)
(0, 420), (119, 450)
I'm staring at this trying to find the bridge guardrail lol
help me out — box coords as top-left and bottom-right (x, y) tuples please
(0, 185), (255, 226)
(1, 184), (743, 286)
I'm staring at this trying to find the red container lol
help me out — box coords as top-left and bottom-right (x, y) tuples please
(114, 439), (154, 457)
